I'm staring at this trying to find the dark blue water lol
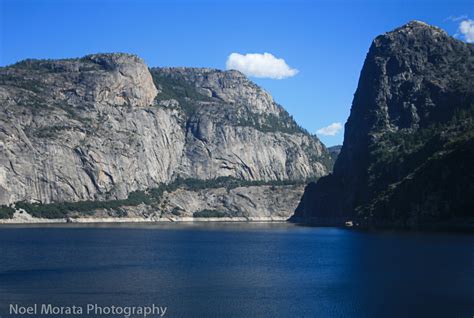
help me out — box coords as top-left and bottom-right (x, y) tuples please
(0, 223), (473, 318)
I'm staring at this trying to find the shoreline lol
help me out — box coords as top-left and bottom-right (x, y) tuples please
(0, 216), (290, 225)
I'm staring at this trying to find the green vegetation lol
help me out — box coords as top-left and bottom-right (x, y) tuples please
(308, 148), (334, 172)
(15, 190), (151, 219)
(0, 75), (44, 94)
(167, 176), (310, 192)
(10, 58), (101, 73)
(171, 207), (182, 216)
(235, 109), (308, 135)
(147, 176), (311, 202)
(17, 100), (50, 116)
(368, 105), (474, 190)
(0, 206), (15, 219)
(9, 59), (64, 71)
(193, 210), (228, 218)
(11, 176), (311, 219)
(150, 70), (313, 136)
(9, 59), (44, 69)
(34, 125), (70, 138)
(57, 104), (82, 120)
(150, 71), (212, 117)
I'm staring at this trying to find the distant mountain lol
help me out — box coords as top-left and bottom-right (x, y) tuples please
(294, 21), (474, 229)
(327, 145), (342, 166)
(0, 54), (331, 220)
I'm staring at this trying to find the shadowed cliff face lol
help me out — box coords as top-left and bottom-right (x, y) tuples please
(295, 21), (474, 227)
(0, 54), (330, 208)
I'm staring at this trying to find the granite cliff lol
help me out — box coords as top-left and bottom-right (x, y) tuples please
(0, 53), (330, 221)
(327, 145), (342, 166)
(294, 21), (474, 229)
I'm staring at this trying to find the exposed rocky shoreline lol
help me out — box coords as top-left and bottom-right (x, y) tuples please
(0, 209), (290, 224)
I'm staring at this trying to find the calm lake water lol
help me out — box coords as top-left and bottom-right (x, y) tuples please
(0, 223), (473, 318)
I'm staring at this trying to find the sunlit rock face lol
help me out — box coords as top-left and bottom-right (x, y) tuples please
(0, 54), (331, 208)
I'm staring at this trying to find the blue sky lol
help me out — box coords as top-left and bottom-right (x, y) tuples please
(1, 0), (473, 146)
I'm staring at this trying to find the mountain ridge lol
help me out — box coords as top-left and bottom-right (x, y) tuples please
(293, 20), (474, 229)
(0, 53), (330, 220)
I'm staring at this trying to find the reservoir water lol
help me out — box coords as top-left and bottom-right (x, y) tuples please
(0, 223), (473, 318)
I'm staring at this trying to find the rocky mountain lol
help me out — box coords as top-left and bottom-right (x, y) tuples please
(0, 53), (331, 220)
(327, 145), (342, 166)
(150, 67), (330, 181)
(294, 21), (474, 229)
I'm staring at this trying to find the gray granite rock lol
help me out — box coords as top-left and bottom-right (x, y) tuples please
(0, 54), (330, 213)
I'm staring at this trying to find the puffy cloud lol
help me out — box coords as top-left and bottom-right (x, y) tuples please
(317, 122), (343, 136)
(459, 19), (474, 43)
(226, 52), (298, 79)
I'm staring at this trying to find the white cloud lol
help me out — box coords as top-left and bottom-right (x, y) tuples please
(445, 15), (467, 22)
(459, 19), (474, 43)
(317, 122), (343, 136)
(226, 52), (298, 79)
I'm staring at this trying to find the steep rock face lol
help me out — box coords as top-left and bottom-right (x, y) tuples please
(160, 185), (304, 219)
(0, 54), (330, 210)
(295, 21), (474, 227)
(0, 53), (158, 108)
(0, 54), (182, 205)
(151, 67), (329, 182)
(158, 67), (281, 115)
